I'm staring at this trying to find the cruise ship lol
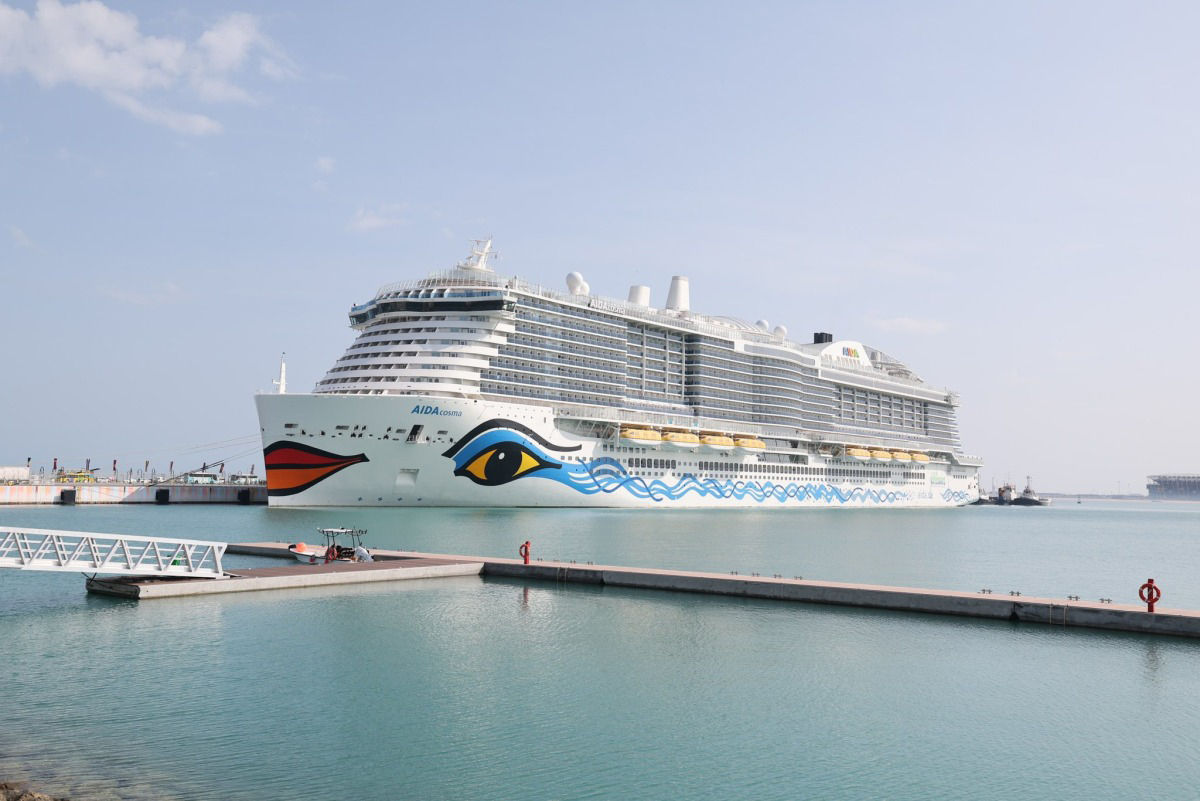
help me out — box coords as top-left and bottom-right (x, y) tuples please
(256, 240), (981, 507)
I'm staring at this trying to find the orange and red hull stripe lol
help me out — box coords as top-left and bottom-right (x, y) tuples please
(263, 441), (369, 497)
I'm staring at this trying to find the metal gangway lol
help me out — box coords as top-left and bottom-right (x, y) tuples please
(0, 527), (227, 579)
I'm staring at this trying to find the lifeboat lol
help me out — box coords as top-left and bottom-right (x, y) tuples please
(662, 431), (700, 449)
(890, 452), (912, 462)
(910, 453), (931, 463)
(620, 428), (662, 445)
(700, 434), (735, 450)
(733, 437), (766, 451)
(846, 447), (872, 461)
(871, 450), (893, 461)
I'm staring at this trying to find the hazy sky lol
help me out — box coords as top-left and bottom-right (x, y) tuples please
(3, 0), (1198, 493)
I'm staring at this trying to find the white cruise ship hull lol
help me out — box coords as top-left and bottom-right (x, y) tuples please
(256, 394), (979, 508)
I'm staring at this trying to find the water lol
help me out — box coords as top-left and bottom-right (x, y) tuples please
(2, 501), (1199, 800)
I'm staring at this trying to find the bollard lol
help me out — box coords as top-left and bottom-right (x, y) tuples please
(518, 541), (531, 565)
(1139, 578), (1162, 613)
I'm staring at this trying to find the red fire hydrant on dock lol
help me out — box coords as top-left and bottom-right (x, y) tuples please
(519, 541), (531, 565)
(1139, 578), (1162, 613)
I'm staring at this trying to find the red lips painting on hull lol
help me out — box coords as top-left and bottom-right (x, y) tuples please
(263, 441), (369, 496)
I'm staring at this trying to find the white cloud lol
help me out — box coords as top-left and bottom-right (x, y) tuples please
(315, 156), (334, 174)
(199, 12), (295, 79)
(348, 203), (406, 232)
(258, 54), (294, 80)
(0, 0), (293, 135)
(870, 316), (948, 335)
(99, 281), (185, 306)
(106, 90), (221, 135)
(9, 225), (35, 248)
(197, 13), (257, 72)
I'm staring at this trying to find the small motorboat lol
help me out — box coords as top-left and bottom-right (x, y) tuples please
(289, 527), (372, 564)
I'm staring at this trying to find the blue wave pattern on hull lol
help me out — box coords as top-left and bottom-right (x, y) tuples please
(562, 459), (909, 504)
(941, 489), (971, 503)
(443, 423), (912, 504)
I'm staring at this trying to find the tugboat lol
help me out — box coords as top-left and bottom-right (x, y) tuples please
(1009, 477), (1051, 507)
(994, 483), (1017, 505)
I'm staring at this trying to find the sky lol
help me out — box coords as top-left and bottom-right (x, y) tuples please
(2, 0), (1199, 494)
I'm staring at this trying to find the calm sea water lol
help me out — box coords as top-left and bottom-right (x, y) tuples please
(2, 501), (1199, 800)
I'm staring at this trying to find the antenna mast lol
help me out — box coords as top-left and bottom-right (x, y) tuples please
(457, 237), (496, 271)
(272, 353), (287, 395)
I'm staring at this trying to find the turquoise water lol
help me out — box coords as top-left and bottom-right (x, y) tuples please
(2, 501), (1199, 799)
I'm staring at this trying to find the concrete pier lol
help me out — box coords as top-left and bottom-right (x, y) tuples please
(219, 542), (1200, 639)
(85, 540), (1200, 639)
(86, 556), (482, 599)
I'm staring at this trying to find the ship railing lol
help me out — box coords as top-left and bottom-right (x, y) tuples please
(819, 359), (951, 398)
(374, 269), (957, 396)
(552, 403), (765, 435)
(376, 271), (817, 348)
(541, 401), (970, 461)
(549, 399), (963, 451)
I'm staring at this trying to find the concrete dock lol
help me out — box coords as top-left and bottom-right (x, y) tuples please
(82, 540), (1200, 640)
(86, 555), (482, 599)
(218, 542), (1200, 639)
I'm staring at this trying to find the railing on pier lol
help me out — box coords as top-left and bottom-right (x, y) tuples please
(0, 527), (226, 578)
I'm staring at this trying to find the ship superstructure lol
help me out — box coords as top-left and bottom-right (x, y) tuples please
(256, 240), (981, 507)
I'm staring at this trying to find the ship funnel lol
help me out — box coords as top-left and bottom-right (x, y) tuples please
(628, 285), (651, 306)
(666, 275), (690, 312)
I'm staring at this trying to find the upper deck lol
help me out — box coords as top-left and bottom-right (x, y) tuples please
(314, 240), (973, 457)
(350, 266), (955, 402)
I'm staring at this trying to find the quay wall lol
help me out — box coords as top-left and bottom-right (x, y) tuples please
(0, 484), (266, 505)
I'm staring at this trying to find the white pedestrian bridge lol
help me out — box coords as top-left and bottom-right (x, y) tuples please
(0, 527), (226, 578)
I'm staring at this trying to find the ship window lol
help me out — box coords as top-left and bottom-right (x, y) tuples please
(406, 425), (424, 443)
(284, 423), (298, 429)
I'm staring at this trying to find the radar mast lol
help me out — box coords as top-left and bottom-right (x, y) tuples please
(457, 237), (496, 271)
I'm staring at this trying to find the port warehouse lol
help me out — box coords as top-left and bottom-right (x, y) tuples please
(1147, 475), (1200, 500)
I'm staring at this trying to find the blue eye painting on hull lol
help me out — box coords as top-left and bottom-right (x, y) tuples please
(443, 421), (922, 505)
